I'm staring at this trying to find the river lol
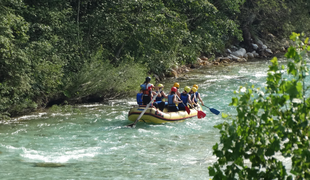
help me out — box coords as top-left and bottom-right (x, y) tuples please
(0, 58), (292, 179)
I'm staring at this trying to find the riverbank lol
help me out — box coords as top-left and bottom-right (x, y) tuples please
(162, 36), (291, 80)
(0, 35), (299, 121)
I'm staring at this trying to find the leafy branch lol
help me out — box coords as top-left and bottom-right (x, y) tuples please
(209, 32), (310, 179)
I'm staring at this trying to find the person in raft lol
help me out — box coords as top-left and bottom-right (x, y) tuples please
(189, 87), (198, 108)
(178, 86), (192, 111)
(193, 84), (204, 106)
(140, 77), (154, 105)
(136, 88), (143, 105)
(153, 84), (168, 111)
(172, 82), (181, 97)
(168, 87), (183, 112)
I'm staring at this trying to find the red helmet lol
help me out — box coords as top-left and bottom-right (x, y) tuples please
(171, 87), (177, 92)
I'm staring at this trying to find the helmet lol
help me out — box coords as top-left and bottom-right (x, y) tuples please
(171, 87), (177, 92)
(184, 86), (191, 93)
(146, 77), (151, 82)
(193, 84), (198, 89)
(191, 87), (197, 93)
(173, 82), (180, 88)
(157, 84), (164, 88)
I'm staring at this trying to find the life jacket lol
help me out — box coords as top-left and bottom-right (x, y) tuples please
(140, 84), (146, 90)
(141, 83), (151, 96)
(136, 93), (143, 105)
(168, 94), (177, 107)
(179, 93), (189, 108)
(155, 91), (163, 101)
(191, 93), (197, 103)
(194, 92), (199, 103)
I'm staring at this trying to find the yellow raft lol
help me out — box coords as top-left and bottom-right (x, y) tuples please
(128, 105), (202, 124)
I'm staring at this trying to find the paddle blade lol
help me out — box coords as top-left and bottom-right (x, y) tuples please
(209, 108), (220, 115)
(127, 123), (136, 128)
(197, 111), (206, 119)
(185, 106), (190, 114)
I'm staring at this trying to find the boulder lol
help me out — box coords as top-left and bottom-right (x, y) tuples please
(237, 58), (247, 62)
(281, 47), (286, 52)
(226, 49), (232, 54)
(230, 54), (242, 61)
(220, 57), (231, 62)
(200, 56), (208, 61)
(171, 64), (178, 70)
(154, 74), (160, 81)
(232, 48), (246, 58)
(215, 57), (220, 62)
(251, 51), (259, 57)
(282, 40), (290, 49)
(252, 44), (258, 50)
(256, 39), (264, 48)
(166, 69), (178, 77)
(267, 33), (276, 40)
(246, 52), (254, 59)
(243, 53), (248, 59)
(230, 45), (238, 51)
(206, 62), (213, 66)
(34, 163), (66, 167)
(195, 58), (205, 66)
(265, 48), (273, 54)
(262, 44), (267, 50)
(216, 57), (231, 63)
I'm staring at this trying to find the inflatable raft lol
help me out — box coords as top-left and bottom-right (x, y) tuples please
(128, 105), (202, 124)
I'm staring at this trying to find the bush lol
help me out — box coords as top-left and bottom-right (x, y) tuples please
(63, 48), (147, 100)
(209, 32), (310, 179)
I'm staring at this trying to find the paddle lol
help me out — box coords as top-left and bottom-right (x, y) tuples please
(127, 93), (159, 128)
(196, 106), (206, 118)
(197, 110), (206, 118)
(188, 103), (206, 119)
(203, 105), (220, 115)
(177, 96), (190, 114)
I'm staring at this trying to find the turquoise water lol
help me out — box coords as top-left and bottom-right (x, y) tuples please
(0, 59), (291, 179)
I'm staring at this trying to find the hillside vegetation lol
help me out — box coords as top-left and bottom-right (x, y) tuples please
(0, 0), (310, 118)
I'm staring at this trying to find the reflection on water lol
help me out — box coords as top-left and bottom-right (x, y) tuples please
(0, 59), (295, 179)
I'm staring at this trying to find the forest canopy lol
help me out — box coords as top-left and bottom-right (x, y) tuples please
(0, 0), (310, 118)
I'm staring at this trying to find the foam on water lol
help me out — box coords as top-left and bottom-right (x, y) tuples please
(20, 146), (101, 163)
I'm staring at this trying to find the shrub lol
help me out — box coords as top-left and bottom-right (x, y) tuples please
(63, 48), (147, 100)
(209, 32), (310, 179)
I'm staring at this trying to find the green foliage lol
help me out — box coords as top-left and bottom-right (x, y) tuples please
(0, 0), (34, 118)
(49, 104), (81, 114)
(238, 0), (310, 39)
(63, 47), (147, 99)
(0, 0), (309, 118)
(75, 0), (244, 73)
(209, 32), (310, 179)
(164, 0), (244, 56)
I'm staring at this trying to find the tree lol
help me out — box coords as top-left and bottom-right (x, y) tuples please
(0, 0), (36, 118)
(235, 0), (310, 50)
(209, 32), (310, 179)
(163, 0), (244, 57)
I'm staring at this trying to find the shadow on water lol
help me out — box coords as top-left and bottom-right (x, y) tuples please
(32, 162), (67, 168)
